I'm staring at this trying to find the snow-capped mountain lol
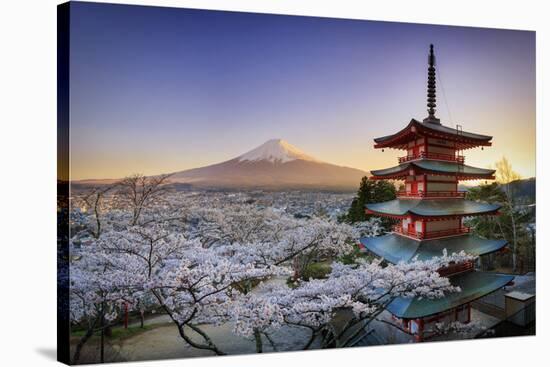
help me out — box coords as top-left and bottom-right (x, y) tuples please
(168, 139), (367, 190)
(237, 139), (319, 163)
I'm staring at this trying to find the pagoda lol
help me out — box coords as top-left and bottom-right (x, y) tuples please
(360, 44), (514, 341)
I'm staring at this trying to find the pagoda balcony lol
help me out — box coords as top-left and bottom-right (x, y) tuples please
(393, 225), (470, 239)
(397, 190), (466, 199)
(438, 260), (475, 277)
(398, 151), (465, 164)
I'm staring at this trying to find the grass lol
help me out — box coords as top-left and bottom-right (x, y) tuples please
(338, 246), (373, 265)
(302, 262), (332, 280)
(110, 325), (154, 339)
(286, 261), (333, 287)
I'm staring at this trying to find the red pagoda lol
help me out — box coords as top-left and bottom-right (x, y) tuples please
(360, 44), (514, 341)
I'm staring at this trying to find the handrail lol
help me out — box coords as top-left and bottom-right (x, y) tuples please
(398, 151), (465, 164)
(438, 261), (474, 277)
(397, 190), (466, 198)
(393, 225), (470, 239)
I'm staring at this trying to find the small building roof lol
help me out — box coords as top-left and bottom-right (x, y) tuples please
(360, 233), (507, 264)
(504, 291), (535, 301)
(370, 160), (495, 180)
(387, 271), (514, 318)
(373, 119), (493, 150)
(365, 198), (501, 218)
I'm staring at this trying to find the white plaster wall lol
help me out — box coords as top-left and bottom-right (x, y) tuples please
(410, 320), (418, 334)
(457, 307), (469, 323)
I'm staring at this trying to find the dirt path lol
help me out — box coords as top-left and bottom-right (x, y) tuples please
(118, 320), (315, 361)
(118, 277), (316, 361)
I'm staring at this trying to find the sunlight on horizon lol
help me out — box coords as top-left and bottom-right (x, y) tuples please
(66, 5), (535, 181)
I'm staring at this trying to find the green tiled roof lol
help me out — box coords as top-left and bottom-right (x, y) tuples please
(366, 199), (500, 217)
(416, 120), (492, 141)
(360, 233), (507, 264)
(374, 119), (492, 144)
(371, 160), (495, 177)
(387, 271), (514, 318)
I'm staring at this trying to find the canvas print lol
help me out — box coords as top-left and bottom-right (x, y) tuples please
(57, 1), (536, 365)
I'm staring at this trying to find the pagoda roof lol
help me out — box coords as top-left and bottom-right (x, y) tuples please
(365, 198), (500, 218)
(370, 160), (495, 180)
(387, 271), (514, 319)
(374, 119), (492, 150)
(360, 233), (507, 264)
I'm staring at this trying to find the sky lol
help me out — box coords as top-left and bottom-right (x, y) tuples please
(68, 2), (536, 180)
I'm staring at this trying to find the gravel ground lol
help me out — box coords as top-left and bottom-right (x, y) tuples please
(118, 320), (315, 362)
(117, 276), (318, 362)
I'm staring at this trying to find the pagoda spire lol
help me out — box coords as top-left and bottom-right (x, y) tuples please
(423, 44), (441, 124)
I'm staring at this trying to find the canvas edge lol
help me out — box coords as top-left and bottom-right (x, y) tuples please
(57, 1), (71, 365)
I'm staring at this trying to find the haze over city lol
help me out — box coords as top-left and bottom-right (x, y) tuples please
(68, 3), (535, 181)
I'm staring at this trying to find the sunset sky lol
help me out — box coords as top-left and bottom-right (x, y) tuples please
(68, 2), (535, 180)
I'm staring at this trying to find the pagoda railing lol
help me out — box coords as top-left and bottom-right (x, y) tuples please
(438, 260), (475, 277)
(398, 151), (465, 164)
(393, 225), (470, 239)
(397, 190), (466, 198)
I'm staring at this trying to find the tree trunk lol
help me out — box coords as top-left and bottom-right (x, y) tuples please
(254, 329), (263, 353)
(140, 310), (145, 328)
(72, 328), (94, 365)
(509, 205), (518, 272)
(100, 303), (105, 363)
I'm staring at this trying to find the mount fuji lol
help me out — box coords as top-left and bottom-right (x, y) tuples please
(167, 139), (367, 190)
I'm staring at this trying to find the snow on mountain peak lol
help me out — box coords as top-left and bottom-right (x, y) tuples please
(238, 139), (320, 163)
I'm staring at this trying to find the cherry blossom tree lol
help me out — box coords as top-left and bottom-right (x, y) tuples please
(73, 185), (116, 239)
(69, 237), (138, 364)
(69, 180), (478, 360)
(230, 256), (465, 351)
(114, 173), (173, 226)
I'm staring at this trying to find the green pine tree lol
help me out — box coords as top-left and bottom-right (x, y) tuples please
(466, 182), (534, 273)
(345, 177), (396, 229)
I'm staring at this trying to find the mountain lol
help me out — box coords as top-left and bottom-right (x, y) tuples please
(166, 139), (367, 190)
(504, 177), (536, 203)
(459, 177), (536, 203)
